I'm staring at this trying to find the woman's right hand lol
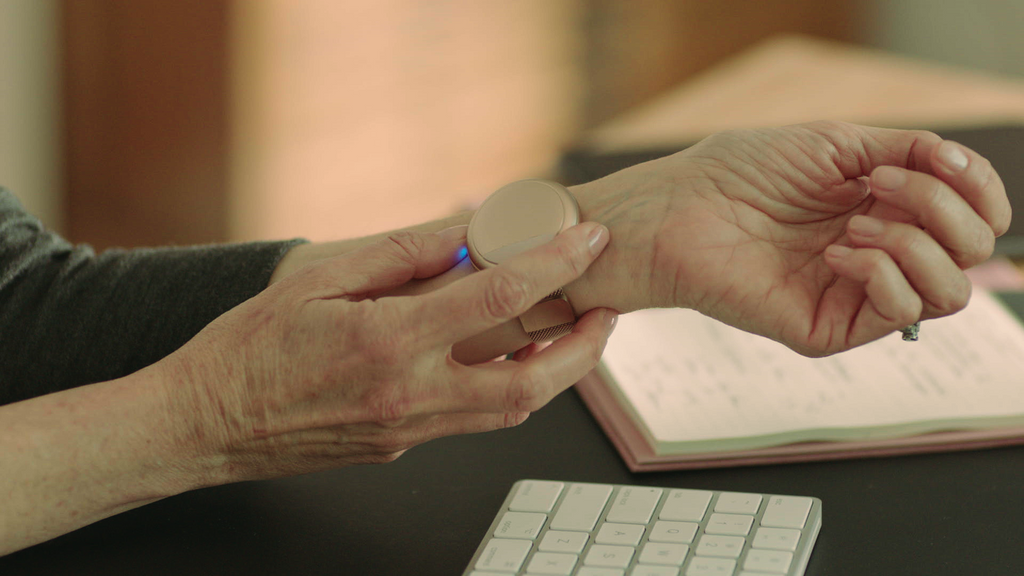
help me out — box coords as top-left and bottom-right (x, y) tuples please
(160, 222), (617, 483)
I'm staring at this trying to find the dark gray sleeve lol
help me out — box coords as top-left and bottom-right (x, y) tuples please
(0, 188), (308, 405)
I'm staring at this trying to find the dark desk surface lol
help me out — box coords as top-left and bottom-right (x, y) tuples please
(3, 386), (1024, 575)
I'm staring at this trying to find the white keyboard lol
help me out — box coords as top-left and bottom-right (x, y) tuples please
(463, 480), (821, 576)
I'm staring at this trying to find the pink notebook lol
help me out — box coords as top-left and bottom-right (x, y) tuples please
(576, 259), (1024, 472)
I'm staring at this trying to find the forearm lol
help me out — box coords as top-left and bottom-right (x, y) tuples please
(0, 366), (211, 555)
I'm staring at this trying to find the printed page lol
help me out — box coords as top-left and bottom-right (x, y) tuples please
(600, 289), (1024, 453)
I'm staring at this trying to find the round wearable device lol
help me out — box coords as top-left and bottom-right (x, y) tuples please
(467, 179), (580, 269)
(467, 179), (581, 342)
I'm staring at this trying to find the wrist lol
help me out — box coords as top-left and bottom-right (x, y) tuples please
(0, 367), (215, 553)
(560, 180), (635, 315)
(563, 157), (702, 313)
(148, 352), (238, 489)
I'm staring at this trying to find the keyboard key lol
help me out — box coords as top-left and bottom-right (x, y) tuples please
(474, 538), (532, 572)
(595, 522), (645, 546)
(694, 535), (744, 558)
(752, 527), (801, 551)
(494, 511), (546, 539)
(538, 530), (588, 553)
(630, 565), (680, 576)
(649, 521), (698, 544)
(638, 542), (688, 565)
(743, 549), (794, 573)
(577, 568), (625, 576)
(510, 480), (564, 513)
(660, 489), (712, 522)
(760, 496), (813, 529)
(684, 556), (736, 575)
(584, 544), (635, 568)
(704, 513), (754, 536)
(607, 486), (663, 524)
(550, 484), (613, 532)
(714, 492), (762, 515)
(525, 552), (578, 575)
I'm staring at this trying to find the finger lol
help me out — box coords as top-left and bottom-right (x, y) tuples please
(845, 215), (972, 320)
(823, 245), (923, 346)
(305, 410), (532, 466)
(440, 308), (617, 413)
(868, 166), (995, 268)
(510, 342), (542, 362)
(339, 410), (533, 457)
(316, 226), (468, 296)
(801, 122), (942, 179)
(416, 221), (610, 345)
(419, 411), (532, 439)
(928, 139), (1012, 237)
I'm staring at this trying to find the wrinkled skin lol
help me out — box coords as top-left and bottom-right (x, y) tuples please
(573, 121), (1010, 356)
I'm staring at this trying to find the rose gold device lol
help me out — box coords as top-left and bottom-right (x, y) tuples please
(466, 179), (580, 342)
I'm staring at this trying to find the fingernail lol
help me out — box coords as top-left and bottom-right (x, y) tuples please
(825, 244), (853, 258)
(872, 166), (906, 192)
(937, 140), (969, 171)
(588, 224), (609, 255)
(606, 310), (618, 336)
(848, 215), (884, 237)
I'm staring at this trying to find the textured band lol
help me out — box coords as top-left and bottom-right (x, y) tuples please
(520, 288), (576, 343)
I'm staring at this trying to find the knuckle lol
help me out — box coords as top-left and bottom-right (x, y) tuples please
(896, 304), (922, 328)
(805, 119), (846, 133)
(955, 226), (995, 268)
(889, 293), (923, 327)
(552, 238), (589, 279)
(363, 450), (405, 465)
(482, 270), (533, 321)
(996, 206), (1012, 237)
(375, 433), (414, 454)
(933, 278), (972, 316)
(383, 231), (427, 266)
(974, 163), (1012, 237)
(922, 177), (948, 214)
(972, 226), (996, 261)
(361, 382), (412, 423)
(975, 155), (995, 181)
(861, 247), (889, 272)
(502, 412), (531, 429)
(895, 228), (926, 259)
(379, 451), (405, 463)
(506, 367), (550, 412)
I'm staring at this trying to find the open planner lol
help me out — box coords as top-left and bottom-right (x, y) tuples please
(577, 282), (1024, 471)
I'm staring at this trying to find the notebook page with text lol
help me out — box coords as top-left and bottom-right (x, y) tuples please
(598, 289), (1024, 455)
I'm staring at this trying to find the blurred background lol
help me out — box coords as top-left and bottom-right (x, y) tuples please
(3, 0), (1024, 249)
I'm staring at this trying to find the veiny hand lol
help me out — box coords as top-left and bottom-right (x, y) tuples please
(573, 121), (1010, 356)
(162, 223), (616, 482)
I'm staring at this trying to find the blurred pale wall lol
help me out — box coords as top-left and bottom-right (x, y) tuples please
(0, 0), (62, 230)
(229, 0), (858, 242)
(229, 1), (586, 242)
(7, 0), (1024, 248)
(865, 0), (1024, 78)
